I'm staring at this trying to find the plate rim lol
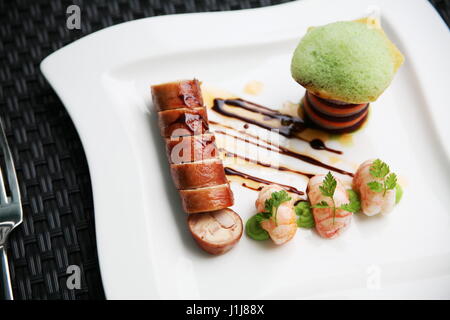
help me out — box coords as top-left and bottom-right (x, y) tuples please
(40, 0), (450, 299)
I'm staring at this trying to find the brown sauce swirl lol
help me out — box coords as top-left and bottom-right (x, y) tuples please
(213, 128), (353, 177)
(224, 167), (304, 196)
(220, 148), (314, 178)
(212, 98), (342, 155)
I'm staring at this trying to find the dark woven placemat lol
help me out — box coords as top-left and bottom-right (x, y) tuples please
(0, 0), (448, 300)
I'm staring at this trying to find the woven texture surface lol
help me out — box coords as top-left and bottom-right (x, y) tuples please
(0, 0), (448, 300)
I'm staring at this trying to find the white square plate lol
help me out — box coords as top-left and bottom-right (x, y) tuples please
(41, 0), (450, 299)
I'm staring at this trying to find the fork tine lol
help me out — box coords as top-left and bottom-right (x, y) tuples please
(0, 119), (21, 204)
(0, 167), (8, 204)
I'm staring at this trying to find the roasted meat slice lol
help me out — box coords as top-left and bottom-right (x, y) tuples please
(179, 184), (234, 214)
(187, 208), (242, 255)
(151, 79), (204, 112)
(165, 134), (218, 164)
(170, 159), (228, 190)
(158, 107), (209, 138)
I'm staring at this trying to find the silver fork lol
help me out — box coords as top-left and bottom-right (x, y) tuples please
(0, 118), (23, 300)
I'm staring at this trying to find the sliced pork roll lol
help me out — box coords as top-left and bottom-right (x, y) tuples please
(170, 159), (228, 190)
(188, 208), (243, 255)
(165, 134), (218, 164)
(152, 79), (235, 217)
(179, 184), (234, 214)
(151, 79), (204, 112)
(158, 107), (209, 138)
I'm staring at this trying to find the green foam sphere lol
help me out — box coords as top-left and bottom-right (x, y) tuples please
(291, 21), (395, 103)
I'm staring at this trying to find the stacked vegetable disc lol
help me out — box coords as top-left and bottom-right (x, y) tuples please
(302, 91), (369, 133)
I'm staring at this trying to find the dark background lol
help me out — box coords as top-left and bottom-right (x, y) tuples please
(0, 0), (448, 300)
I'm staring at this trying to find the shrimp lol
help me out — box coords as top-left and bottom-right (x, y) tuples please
(308, 175), (352, 239)
(255, 185), (297, 245)
(353, 159), (395, 216)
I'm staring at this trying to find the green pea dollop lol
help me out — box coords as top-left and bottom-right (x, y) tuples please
(395, 183), (403, 204)
(295, 201), (315, 228)
(245, 214), (269, 241)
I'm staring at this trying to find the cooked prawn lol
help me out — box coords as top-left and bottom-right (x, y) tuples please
(353, 159), (395, 216)
(255, 185), (297, 245)
(308, 175), (352, 239)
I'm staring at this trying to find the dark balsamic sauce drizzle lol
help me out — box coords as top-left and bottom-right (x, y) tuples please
(220, 148), (314, 179)
(209, 97), (356, 194)
(294, 199), (307, 206)
(213, 128), (353, 177)
(242, 183), (263, 192)
(224, 167), (304, 196)
(212, 98), (342, 155)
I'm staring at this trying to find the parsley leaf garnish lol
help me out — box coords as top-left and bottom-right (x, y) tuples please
(340, 189), (361, 213)
(257, 190), (291, 225)
(367, 181), (383, 193)
(369, 159), (390, 178)
(385, 173), (397, 190)
(312, 200), (330, 209)
(319, 172), (337, 198)
(367, 159), (397, 196)
(311, 172), (361, 223)
(264, 190), (291, 213)
(255, 212), (271, 224)
(311, 172), (338, 223)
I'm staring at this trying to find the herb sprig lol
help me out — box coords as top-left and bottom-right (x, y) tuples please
(311, 172), (360, 223)
(255, 190), (291, 225)
(342, 189), (361, 213)
(367, 159), (397, 196)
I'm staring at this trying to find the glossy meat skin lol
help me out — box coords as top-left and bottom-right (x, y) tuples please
(151, 79), (204, 111)
(188, 208), (243, 255)
(152, 79), (234, 215)
(308, 175), (352, 239)
(353, 159), (395, 216)
(179, 184), (234, 214)
(170, 159), (228, 190)
(158, 107), (209, 138)
(165, 134), (218, 164)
